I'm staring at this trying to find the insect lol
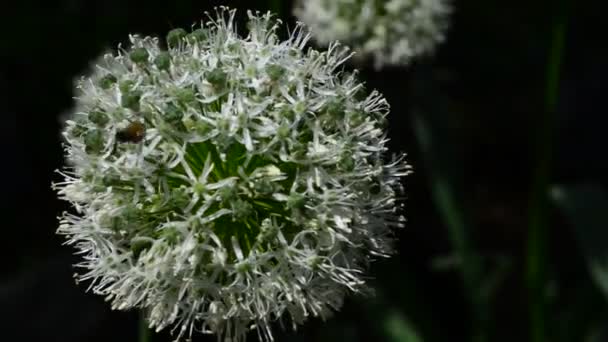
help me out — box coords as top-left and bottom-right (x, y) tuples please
(116, 121), (145, 143)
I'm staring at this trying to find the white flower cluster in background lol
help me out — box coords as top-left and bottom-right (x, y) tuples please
(54, 7), (411, 342)
(294, 0), (452, 69)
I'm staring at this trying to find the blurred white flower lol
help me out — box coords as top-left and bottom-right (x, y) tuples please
(53, 7), (411, 342)
(294, 0), (452, 69)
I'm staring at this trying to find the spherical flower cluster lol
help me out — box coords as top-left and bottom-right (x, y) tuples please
(54, 7), (411, 342)
(294, 0), (451, 69)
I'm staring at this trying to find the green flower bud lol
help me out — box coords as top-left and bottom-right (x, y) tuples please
(88, 110), (109, 127)
(154, 52), (171, 70)
(266, 64), (286, 81)
(338, 154), (355, 171)
(277, 122), (290, 139)
(253, 179), (275, 195)
(175, 87), (196, 104)
(163, 104), (183, 125)
(167, 28), (187, 47)
(121, 90), (142, 110)
(206, 68), (227, 88)
(324, 100), (344, 117)
(187, 28), (208, 42)
(99, 74), (117, 89)
(119, 80), (135, 93)
(130, 48), (149, 64)
(84, 129), (104, 154)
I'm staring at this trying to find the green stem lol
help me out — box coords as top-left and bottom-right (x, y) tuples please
(526, 2), (568, 342)
(139, 312), (151, 342)
(433, 176), (486, 342)
(411, 113), (487, 341)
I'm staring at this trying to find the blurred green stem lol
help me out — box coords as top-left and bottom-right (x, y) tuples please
(412, 113), (487, 342)
(433, 176), (486, 342)
(139, 312), (151, 342)
(526, 2), (568, 342)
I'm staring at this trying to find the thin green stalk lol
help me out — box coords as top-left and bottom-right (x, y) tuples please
(139, 312), (151, 342)
(412, 113), (487, 342)
(526, 2), (568, 342)
(433, 176), (486, 342)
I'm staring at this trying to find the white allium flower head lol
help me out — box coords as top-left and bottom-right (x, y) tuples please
(53, 7), (411, 342)
(294, 0), (452, 69)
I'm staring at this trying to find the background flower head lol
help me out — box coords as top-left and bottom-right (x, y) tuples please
(53, 7), (411, 342)
(294, 0), (452, 69)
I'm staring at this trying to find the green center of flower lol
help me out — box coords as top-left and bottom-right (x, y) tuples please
(100, 137), (302, 261)
(179, 141), (301, 258)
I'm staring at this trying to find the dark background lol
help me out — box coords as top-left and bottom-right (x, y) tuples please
(2, 0), (607, 341)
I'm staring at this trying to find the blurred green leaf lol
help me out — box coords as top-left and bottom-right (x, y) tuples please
(411, 111), (480, 281)
(411, 108), (488, 340)
(382, 310), (424, 342)
(363, 286), (425, 342)
(586, 322), (608, 342)
(551, 184), (608, 299)
(479, 254), (512, 302)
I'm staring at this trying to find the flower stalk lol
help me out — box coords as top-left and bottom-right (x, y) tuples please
(526, 1), (568, 341)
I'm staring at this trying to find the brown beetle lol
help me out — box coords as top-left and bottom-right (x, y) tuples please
(116, 121), (145, 143)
